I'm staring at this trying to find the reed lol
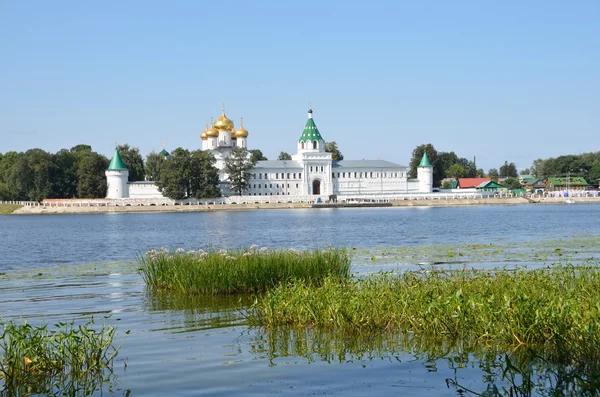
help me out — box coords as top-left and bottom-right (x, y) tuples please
(138, 246), (351, 295)
(249, 264), (600, 352)
(0, 317), (121, 395)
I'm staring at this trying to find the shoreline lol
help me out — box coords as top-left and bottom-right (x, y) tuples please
(9, 196), (600, 215)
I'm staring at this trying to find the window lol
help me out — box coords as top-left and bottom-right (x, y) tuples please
(287, 173), (290, 179)
(310, 166), (313, 172)
(287, 184), (290, 188)
(301, 142), (305, 149)
(337, 173), (340, 178)
(275, 173), (278, 179)
(299, 173), (302, 179)
(313, 141), (317, 149)
(370, 172), (373, 178)
(296, 183), (299, 188)
(332, 173), (335, 178)
(259, 174), (262, 179)
(293, 173), (296, 179)
(252, 173), (256, 179)
(259, 184), (261, 188)
(277, 184), (279, 188)
(253, 184), (256, 188)
(354, 172), (357, 178)
(320, 166), (324, 172)
(270, 184), (272, 188)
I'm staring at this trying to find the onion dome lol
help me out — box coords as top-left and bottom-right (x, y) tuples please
(235, 117), (248, 138)
(213, 105), (234, 131)
(206, 125), (219, 138)
(200, 123), (209, 140)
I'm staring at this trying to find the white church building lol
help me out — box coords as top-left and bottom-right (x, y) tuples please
(106, 107), (433, 200)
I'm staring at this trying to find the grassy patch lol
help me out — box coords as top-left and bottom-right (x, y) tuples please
(0, 204), (22, 215)
(139, 246), (351, 295)
(0, 318), (121, 395)
(249, 264), (600, 352)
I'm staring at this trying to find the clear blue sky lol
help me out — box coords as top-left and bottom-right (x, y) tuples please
(1, 0), (598, 172)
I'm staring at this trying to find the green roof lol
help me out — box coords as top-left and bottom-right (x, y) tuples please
(547, 176), (588, 186)
(107, 148), (127, 170)
(418, 151), (431, 167)
(299, 117), (324, 142)
(160, 149), (169, 157)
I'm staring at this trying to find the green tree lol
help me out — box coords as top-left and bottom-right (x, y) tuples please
(447, 164), (466, 179)
(442, 180), (453, 189)
(409, 144), (441, 187)
(225, 147), (254, 196)
(77, 152), (109, 198)
(6, 153), (32, 200)
(189, 150), (221, 198)
(117, 144), (145, 182)
(52, 149), (78, 198)
(499, 161), (518, 177)
(145, 151), (165, 181)
(325, 141), (344, 161)
(24, 149), (57, 201)
(520, 168), (531, 175)
(70, 144), (92, 153)
(250, 149), (267, 163)
(503, 177), (522, 191)
(155, 148), (220, 199)
(488, 168), (499, 179)
(277, 152), (292, 161)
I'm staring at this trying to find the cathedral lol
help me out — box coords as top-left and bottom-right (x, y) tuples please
(106, 107), (433, 199)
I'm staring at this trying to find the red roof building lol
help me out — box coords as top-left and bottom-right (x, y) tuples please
(457, 178), (491, 189)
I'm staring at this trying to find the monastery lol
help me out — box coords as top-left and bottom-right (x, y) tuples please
(106, 107), (433, 200)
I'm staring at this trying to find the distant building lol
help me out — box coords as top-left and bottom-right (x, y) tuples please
(106, 107), (434, 199)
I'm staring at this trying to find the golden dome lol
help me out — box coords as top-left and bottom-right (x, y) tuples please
(201, 130), (208, 140)
(235, 126), (248, 138)
(213, 112), (234, 132)
(206, 125), (219, 138)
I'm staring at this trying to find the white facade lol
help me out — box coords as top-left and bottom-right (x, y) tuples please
(105, 169), (129, 199)
(109, 107), (433, 199)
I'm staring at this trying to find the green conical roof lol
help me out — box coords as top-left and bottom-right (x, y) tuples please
(299, 117), (324, 142)
(108, 148), (127, 170)
(159, 149), (169, 157)
(418, 151), (431, 167)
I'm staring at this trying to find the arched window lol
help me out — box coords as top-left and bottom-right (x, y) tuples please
(313, 141), (317, 149)
(301, 142), (305, 149)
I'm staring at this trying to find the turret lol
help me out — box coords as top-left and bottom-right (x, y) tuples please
(296, 107), (325, 154)
(417, 150), (433, 193)
(105, 148), (129, 199)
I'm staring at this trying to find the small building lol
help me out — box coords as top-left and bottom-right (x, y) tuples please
(457, 178), (490, 189)
(519, 175), (545, 192)
(545, 176), (589, 191)
(476, 181), (506, 192)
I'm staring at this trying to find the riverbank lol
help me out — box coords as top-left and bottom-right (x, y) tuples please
(9, 196), (600, 215)
(0, 204), (23, 214)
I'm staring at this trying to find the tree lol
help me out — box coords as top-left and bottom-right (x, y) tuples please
(325, 141), (344, 161)
(24, 149), (57, 201)
(409, 144), (441, 187)
(155, 148), (221, 199)
(117, 144), (145, 182)
(250, 149), (267, 163)
(70, 144), (92, 153)
(277, 152), (292, 161)
(520, 168), (531, 175)
(447, 164), (466, 179)
(503, 177), (522, 191)
(442, 180), (453, 190)
(488, 168), (499, 179)
(224, 147), (254, 196)
(52, 149), (78, 198)
(499, 161), (518, 178)
(77, 151), (109, 198)
(145, 151), (165, 181)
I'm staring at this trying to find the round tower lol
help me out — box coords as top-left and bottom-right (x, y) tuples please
(106, 148), (129, 199)
(417, 150), (433, 193)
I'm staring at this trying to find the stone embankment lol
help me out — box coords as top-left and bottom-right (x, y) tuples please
(10, 196), (600, 215)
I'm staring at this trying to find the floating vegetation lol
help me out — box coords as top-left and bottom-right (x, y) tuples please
(139, 246), (351, 295)
(0, 317), (122, 396)
(249, 264), (600, 355)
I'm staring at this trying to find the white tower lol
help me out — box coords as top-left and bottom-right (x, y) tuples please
(417, 150), (433, 193)
(106, 148), (129, 199)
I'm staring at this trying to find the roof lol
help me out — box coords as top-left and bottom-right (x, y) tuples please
(418, 151), (431, 167)
(547, 176), (588, 186)
(253, 160), (303, 169)
(458, 178), (490, 189)
(159, 149), (169, 157)
(520, 176), (542, 186)
(107, 148), (127, 170)
(299, 117), (324, 142)
(333, 160), (406, 169)
(477, 181), (505, 189)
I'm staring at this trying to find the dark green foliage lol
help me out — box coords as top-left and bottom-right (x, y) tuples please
(117, 144), (145, 182)
(250, 149), (267, 163)
(76, 152), (109, 198)
(155, 148), (220, 199)
(277, 151), (292, 160)
(325, 141), (344, 161)
(499, 161), (518, 177)
(224, 147), (254, 196)
(488, 168), (499, 179)
(531, 152), (600, 184)
(504, 177), (521, 190)
(145, 151), (165, 181)
(51, 149), (78, 198)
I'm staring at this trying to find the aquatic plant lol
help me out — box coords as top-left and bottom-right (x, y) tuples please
(139, 246), (351, 295)
(0, 318), (121, 395)
(249, 264), (600, 353)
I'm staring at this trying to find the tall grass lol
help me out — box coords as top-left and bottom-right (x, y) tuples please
(0, 317), (121, 395)
(249, 264), (600, 352)
(138, 246), (351, 295)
